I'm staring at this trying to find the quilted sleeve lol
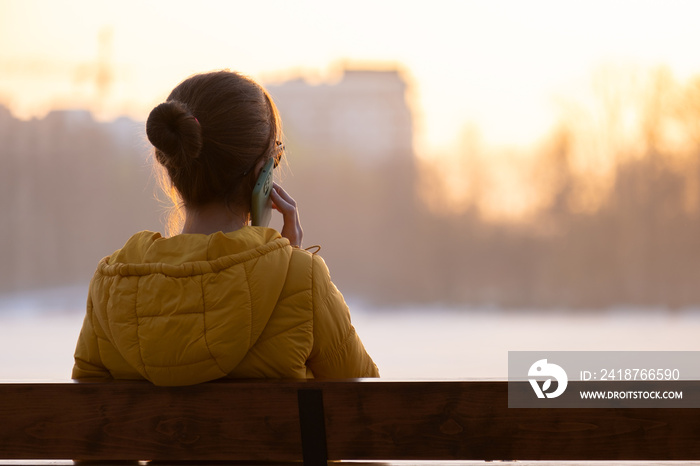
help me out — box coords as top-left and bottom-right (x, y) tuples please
(71, 294), (111, 380)
(307, 254), (379, 378)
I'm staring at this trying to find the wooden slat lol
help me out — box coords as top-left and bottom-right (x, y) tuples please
(2, 380), (700, 461)
(0, 380), (303, 461)
(320, 380), (700, 461)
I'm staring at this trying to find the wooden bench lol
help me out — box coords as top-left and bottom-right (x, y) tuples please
(1, 379), (700, 464)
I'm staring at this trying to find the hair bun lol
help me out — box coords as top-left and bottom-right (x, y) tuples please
(146, 101), (202, 168)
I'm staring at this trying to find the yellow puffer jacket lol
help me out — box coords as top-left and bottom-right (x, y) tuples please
(72, 227), (379, 386)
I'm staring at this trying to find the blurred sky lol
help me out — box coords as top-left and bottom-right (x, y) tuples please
(1, 0), (700, 156)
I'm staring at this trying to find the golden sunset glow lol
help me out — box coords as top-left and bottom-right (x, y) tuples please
(2, 0), (700, 219)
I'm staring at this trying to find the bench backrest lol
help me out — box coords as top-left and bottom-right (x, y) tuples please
(1, 380), (699, 464)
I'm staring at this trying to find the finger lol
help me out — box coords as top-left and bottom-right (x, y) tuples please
(272, 183), (297, 206)
(270, 188), (294, 214)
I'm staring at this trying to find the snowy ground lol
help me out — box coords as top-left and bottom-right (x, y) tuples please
(2, 286), (700, 380)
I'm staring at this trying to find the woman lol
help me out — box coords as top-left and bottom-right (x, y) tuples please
(72, 70), (379, 386)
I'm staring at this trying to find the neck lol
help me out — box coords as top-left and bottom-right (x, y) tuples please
(181, 202), (248, 235)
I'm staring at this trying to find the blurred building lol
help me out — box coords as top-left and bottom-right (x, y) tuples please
(0, 105), (159, 294)
(267, 69), (414, 169)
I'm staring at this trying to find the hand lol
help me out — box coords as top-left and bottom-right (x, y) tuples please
(270, 183), (303, 248)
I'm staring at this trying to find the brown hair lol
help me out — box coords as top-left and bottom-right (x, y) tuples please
(145, 70), (282, 233)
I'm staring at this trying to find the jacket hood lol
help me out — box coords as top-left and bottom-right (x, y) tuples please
(90, 227), (293, 385)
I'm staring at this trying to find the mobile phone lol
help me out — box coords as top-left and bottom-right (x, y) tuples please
(251, 158), (275, 227)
